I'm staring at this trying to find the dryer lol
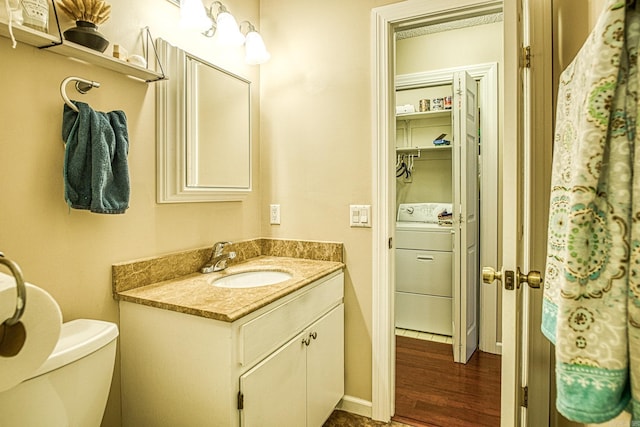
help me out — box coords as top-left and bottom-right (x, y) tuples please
(395, 203), (454, 336)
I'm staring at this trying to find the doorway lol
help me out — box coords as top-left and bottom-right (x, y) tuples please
(391, 16), (502, 425)
(370, 0), (506, 423)
(372, 0), (555, 425)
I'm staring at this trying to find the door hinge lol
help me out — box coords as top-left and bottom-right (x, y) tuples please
(388, 237), (393, 249)
(521, 45), (531, 68)
(520, 386), (528, 408)
(237, 391), (244, 410)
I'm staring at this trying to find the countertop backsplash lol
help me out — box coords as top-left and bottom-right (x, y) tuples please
(112, 238), (344, 295)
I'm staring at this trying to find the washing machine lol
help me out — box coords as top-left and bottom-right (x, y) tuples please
(395, 202), (454, 336)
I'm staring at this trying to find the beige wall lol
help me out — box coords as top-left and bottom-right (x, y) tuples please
(396, 21), (503, 74)
(0, 1), (261, 425)
(259, 0), (397, 403)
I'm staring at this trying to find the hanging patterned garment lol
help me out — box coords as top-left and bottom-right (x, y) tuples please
(542, 0), (640, 423)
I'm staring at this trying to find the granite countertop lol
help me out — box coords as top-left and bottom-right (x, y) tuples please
(116, 256), (344, 322)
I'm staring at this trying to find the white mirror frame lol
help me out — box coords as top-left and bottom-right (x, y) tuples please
(156, 38), (252, 203)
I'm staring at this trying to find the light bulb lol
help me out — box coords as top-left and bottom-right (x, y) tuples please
(245, 30), (270, 65)
(214, 11), (245, 47)
(179, 0), (211, 31)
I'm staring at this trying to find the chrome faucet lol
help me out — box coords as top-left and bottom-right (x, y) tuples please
(201, 241), (237, 273)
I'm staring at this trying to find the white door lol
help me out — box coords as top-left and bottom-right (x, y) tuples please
(494, 0), (546, 425)
(496, 0), (526, 422)
(452, 71), (479, 364)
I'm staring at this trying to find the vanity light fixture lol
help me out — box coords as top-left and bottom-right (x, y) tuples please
(204, 1), (245, 47)
(242, 22), (270, 65)
(175, 0), (270, 64)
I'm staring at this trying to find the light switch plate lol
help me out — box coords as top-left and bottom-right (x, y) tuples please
(350, 204), (371, 228)
(270, 204), (281, 225)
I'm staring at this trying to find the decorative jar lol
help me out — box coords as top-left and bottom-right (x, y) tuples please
(63, 20), (109, 53)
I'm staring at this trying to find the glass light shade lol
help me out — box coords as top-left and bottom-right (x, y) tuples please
(214, 12), (245, 47)
(179, 0), (211, 31)
(244, 30), (270, 65)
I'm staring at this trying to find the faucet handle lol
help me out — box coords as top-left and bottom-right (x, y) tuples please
(213, 241), (233, 255)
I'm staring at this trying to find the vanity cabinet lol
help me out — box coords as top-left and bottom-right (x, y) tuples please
(119, 271), (344, 427)
(240, 304), (344, 427)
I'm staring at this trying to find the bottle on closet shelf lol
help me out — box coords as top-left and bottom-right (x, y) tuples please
(21, 0), (49, 32)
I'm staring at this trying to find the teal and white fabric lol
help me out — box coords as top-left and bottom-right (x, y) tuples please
(542, 0), (640, 422)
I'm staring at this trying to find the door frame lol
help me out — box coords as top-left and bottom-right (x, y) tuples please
(371, 0), (504, 421)
(372, 0), (554, 424)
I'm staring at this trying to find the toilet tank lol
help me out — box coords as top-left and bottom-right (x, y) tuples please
(0, 319), (118, 427)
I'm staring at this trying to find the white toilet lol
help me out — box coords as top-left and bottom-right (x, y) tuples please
(0, 319), (118, 427)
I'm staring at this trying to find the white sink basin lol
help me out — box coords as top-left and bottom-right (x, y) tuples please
(211, 271), (293, 289)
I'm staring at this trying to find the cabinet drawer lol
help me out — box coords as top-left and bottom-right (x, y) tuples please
(396, 249), (452, 297)
(395, 292), (452, 336)
(238, 272), (343, 367)
(396, 229), (452, 251)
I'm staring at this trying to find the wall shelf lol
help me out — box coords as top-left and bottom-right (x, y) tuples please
(0, 18), (58, 46)
(396, 110), (451, 121)
(0, 20), (164, 82)
(396, 145), (451, 153)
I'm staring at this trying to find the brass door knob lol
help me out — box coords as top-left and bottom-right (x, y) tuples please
(517, 268), (543, 289)
(482, 267), (502, 284)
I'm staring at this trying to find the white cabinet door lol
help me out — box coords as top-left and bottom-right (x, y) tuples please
(240, 304), (345, 427)
(240, 331), (307, 427)
(306, 304), (344, 427)
(452, 70), (479, 364)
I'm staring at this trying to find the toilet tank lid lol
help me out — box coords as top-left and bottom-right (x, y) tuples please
(29, 319), (118, 379)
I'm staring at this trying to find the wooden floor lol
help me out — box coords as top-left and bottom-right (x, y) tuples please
(393, 336), (501, 427)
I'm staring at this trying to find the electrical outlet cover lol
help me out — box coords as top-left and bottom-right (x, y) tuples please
(270, 204), (281, 224)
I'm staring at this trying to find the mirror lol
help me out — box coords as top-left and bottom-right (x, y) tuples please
(156, 38), (252, 202)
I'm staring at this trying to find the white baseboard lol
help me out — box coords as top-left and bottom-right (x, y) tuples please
(336, 395), (373, 418)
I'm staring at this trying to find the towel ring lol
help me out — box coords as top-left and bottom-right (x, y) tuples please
(60, 76), (101, 113)
(0, 253), (26, 326)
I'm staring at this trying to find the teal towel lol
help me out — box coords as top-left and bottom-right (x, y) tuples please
(542, 0), (640, 423)
(62, 101), (130, 214)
